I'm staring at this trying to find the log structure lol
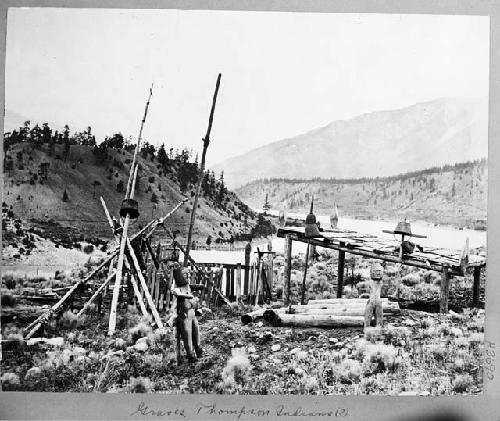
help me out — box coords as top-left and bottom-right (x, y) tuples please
(277, 226), (486, 313)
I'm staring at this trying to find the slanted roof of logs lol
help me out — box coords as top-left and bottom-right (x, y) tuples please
(277, 226), (486, 276)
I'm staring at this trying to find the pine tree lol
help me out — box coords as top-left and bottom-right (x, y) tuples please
(62, 189), (69, 202)
(263, 193), (271, 215)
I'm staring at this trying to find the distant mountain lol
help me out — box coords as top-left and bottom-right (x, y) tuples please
(214, 97), (488, 189)
(236, 159), (487, 228)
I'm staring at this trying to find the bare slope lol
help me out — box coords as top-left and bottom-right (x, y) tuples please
(236, 159), (487, 228)
(215, 97), (488, 189)
(3, 143), (256, 243)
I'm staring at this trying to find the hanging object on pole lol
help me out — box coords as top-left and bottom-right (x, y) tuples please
(304, 196), (321, 238)
(382, 219), (426, 239)
(120, 198), (140, 219)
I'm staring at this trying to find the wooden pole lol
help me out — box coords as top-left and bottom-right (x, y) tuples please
(337, 243), (346, 298)
(24, 250), (121, 338)
(125, 85), (153, 197)
(236, 263), (241, 302)
(472, 266), (481, 308)
(244, 242), (251, 294)
(184, 73), (222, 266)
(301, 241), (310, 305)
(126, 238), (163, 328)
(108, 165), (138, 336)
(440, 265), (450, 314)
(278, 233), (463, 274)
(284, 234), (292, 306)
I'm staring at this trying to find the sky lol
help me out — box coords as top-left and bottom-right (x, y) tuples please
(4, 8), (489, 166)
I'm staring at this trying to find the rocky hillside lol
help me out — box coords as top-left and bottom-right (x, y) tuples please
(3, 140), (257, 245)
(214, 97), (488, 189)
(236, 159), (487, 228)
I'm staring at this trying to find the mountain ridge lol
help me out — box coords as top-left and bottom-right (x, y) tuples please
(214, 96), (488, 188)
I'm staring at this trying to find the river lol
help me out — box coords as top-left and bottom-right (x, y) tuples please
(188, 213), (487, 264)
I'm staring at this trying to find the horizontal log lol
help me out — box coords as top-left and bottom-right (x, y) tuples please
(300, 301), (399, 311)
(308, 298), (389, 304)
(278, 231), (468, 274)
(268, 311), (364, 328)
(264, 305), (397, 320)
(241, 308), (266, 324)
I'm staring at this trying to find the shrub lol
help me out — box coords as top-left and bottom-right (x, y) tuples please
(401, 273), (421, 286)
(362, 344), (398, 375)
(3, 275), (16, 289)
(364, 327), (384, 343)
(128, 321), (153, 344)
(337, 358), (362, 383)
(60, 310), (86, 329)
(83, 244), (94, 254)
(452, 374), (473, 393)
(127, 376), (153, 393)
(1, 294), (16, 306)
(383, 325), (411, 345)
(1, 372), (20, 390)
(221, 348), (251, 386)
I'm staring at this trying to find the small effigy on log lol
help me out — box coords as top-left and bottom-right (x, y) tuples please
(265, 311), (364, 328)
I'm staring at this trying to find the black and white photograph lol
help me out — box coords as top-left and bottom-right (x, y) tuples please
(1, 8), (489, 397)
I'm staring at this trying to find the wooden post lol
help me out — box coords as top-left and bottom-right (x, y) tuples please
(184, 74), (222, 266)
(440, 265), (450, 314)
(236, 263), (241, 302)
(301, 241), (310, 305)
(126, 238), (164, 328)
(472, 266), (481, 307)
(108, 164), (138, 336)
(284, 234), (292, 306)
(337, 243), (346, 298)
(244, 242), (251, 293)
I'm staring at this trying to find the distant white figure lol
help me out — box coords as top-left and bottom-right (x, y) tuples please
(278, 209), (287, 227)
(330, 203), (339, 228)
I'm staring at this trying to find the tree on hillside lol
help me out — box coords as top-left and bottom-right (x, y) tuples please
(157, 144), (168, 168)
(151, 192), (158, 203)
(21, 121), (31, 142)
(217, 171), (226, 206)
(116, 179), (124, 193)
(42, 123), (52, 144)
(92, 180), (101, 198)
(62, 189), (69, 202)
(263, 193), (271, 215)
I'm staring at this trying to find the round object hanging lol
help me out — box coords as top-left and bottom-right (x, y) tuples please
(120, 198), (140, 219)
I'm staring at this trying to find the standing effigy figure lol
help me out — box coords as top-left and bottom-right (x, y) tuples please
(168, 264), (204, 364)
(364, 262), (384, 329)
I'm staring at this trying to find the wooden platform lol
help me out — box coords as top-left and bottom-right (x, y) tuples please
(277, 226), (486, 313)
(277, 226), (485, 276)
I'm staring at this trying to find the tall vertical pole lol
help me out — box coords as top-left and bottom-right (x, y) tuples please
(244, 242), (251, 297)
(440, 265), (450, 314)
(301, 241), (310, 305)
(284, 234), (292, 306)
(472, 266), (481, 308)
(184, 74), (221, 266)
(337, 242), (346, 298)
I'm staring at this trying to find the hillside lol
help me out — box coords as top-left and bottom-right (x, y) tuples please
(214, 97), (488, 189)
(2, 140), (257, 246)
(236, 159), (487, 228)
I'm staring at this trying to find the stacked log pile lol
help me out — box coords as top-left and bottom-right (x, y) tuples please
(242, 298), (400, 327)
